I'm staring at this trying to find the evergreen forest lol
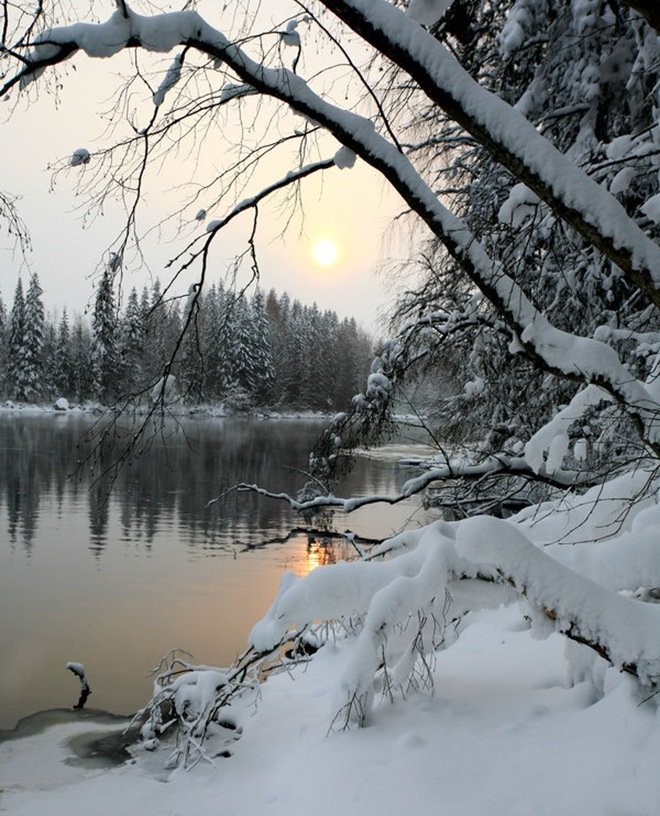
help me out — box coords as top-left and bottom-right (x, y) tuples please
(0, 272), (373, 412)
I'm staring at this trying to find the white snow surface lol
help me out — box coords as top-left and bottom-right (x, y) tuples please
(641, 192), (660, 225)
(3, 604), (660, 815)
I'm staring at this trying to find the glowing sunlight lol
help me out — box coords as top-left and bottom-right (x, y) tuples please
(311, 237), (340, 268)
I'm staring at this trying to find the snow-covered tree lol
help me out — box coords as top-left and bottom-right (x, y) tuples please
(250, 288), (275, 405)
(3, 0), (660, 755)
(90, 266), (119, 403)
(69, 318), (93, 401)
(385, 0), (660, 466)
(51, 308), (74, 397)
(6, 278), (26, 400)
(20, 272), (46, 401)
(0, 291), (7, 396)
(118, 287), (144, 394)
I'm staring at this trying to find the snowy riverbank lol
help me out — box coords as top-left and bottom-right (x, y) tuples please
(3, 415), (660, 815)
(0, 399), (334, 421)
(2, 601), (659, 816)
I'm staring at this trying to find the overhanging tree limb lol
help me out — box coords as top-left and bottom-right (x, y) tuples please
(318, 0), (660, 311)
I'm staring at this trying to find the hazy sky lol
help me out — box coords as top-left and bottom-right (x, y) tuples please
(0, 5), (411, 334)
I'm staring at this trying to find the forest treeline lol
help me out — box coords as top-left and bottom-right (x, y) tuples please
(0, 271), (374, 411)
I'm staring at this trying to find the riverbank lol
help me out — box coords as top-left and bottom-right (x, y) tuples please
(0, 398), (334, 421)
(1, 602), (658, 816)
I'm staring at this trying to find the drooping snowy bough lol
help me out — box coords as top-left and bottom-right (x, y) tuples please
(250, 470), (660, 728)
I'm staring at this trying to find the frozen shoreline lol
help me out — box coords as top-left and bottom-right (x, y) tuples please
(2, 604), (659, 816)
(0, 399), (334, 421)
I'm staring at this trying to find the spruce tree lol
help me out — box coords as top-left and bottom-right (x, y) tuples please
(118, 287), (144, 393)
(0, 292), (6, 397)
(70, 318), (92, 401)
(7, 278), (26, 400)
(250, 289), (275, 405)
(90, 267), (118, 403)
(21, 272), (45, 401)
(52, 309), (73, 396)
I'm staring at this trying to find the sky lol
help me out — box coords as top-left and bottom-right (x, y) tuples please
(0, 4), (411, 335)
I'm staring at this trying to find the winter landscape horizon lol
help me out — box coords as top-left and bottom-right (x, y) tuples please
(2, 0), (660, 814)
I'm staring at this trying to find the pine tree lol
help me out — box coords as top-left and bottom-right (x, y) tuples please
(21, 272), (45, 401)
(118, 287), (144, 393)
(7, 278), (26, 400)
(41, 319), (56, 398)
(52, 309), (73, 396)
(90, 267), (118, 403)
(250, 289), (275, 405)
(0, 292), (7, 397)
(70, 318), (92, 401)
(229, 293), (258, 399)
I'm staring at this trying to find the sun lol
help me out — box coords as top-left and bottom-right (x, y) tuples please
(312, 238), (340, 268)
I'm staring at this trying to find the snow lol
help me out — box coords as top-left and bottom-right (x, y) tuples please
(152, 53), (183, 106)
(64, 662), (86, 678)
(53, 397), (69, 411)
(69, 148), (90, 167)
(1, 422), (660, 814)
(609, 166), (635, 195)
(150, 374), (178, 403)
(463, 376), (484, 397)
(3, 601), (660, 816)
(220, 83), (254, 102)
(6, 2), (660, 811)
(279, 20), (300, 48)
(65, 662), (90, 691)
(333, 146), (357, 169)
(524, 385), (610, 474)
(407, 0), (455, 26)
(498, 182), (540, 227)
(641, 192), (660, 225)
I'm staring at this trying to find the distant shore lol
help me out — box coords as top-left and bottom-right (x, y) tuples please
(0, 399), (333, 421)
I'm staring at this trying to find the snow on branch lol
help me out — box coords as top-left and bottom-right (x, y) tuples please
(524, 385), (612, 475)
(228, 453), (604, 516)
(321, 0), (660, 309)
(250, 513), (660, 728)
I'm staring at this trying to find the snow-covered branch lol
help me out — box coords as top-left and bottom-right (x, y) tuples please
(250, 511), (660, 728)
(231, 454), (603, 516)
(320, 0), (660, 310)
(166, 157), (336, 273)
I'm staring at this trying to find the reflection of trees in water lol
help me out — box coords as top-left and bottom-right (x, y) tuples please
(0, 416), (400, 557)
(0, 420), (50, 551)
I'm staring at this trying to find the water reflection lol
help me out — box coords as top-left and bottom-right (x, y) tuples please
(0, 414), (406, 555)
(0, 413), (430, 729)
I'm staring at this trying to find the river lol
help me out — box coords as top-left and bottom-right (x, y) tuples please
(0, 412), (433, 730)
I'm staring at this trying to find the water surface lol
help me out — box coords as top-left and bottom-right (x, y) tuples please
(0, 413), (431, 729)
